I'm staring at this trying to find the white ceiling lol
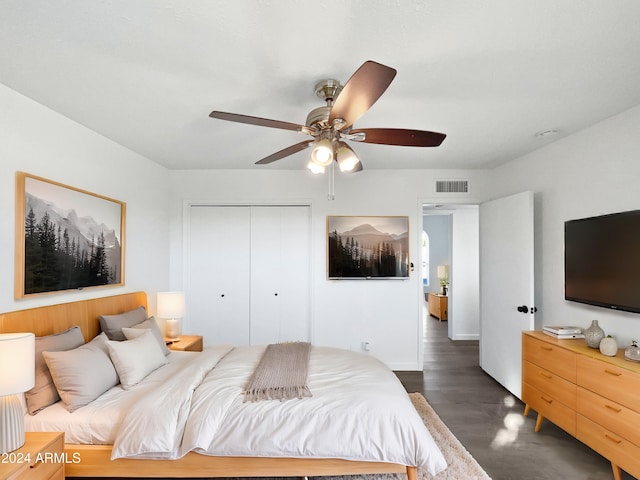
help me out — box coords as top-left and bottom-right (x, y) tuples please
(2, 1), (640, 171)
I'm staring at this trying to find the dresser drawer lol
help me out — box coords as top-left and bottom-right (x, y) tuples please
(577, 414), (640, 478)
(577, 355), (640, 412)
(577, 386), (640, 447)
(523, 334), (576, 382)
(523, 360), (576, 409)
(15, 462), (63, 480)
(3, 433), (65, 480)
(522, 382), (576, 435)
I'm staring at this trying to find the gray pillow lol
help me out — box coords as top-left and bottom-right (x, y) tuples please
(122, 316), (170, 356)
(42, 333), (119, 413)
(99, 306), (147, 341)
(25, 326), (85, 415)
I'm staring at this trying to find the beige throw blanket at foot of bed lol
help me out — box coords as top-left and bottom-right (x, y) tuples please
(243, 342), (313, 402)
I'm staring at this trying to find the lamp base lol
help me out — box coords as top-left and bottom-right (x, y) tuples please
(166, 318), (180, 339)
(0, 394), (25, 454)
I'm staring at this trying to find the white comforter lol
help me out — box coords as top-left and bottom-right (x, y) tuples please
(31, 345), (447, 475)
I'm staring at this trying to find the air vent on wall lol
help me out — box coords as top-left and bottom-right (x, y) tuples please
(436, 179), (469, 194)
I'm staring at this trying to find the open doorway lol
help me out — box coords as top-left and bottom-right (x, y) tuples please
(422, 204), (480, 341)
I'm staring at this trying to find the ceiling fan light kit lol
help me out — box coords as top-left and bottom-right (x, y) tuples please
(209, 60), (446, 196)
(310, 138), (334, 167)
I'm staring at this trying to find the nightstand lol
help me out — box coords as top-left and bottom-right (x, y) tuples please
(165, 335), (203, 352)
(0, 432), (65, 480)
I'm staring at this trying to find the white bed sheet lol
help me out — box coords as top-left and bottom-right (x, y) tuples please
(24, 349), (211, 444)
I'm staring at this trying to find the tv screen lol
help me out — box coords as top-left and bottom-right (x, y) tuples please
(565, 210), (640, 314)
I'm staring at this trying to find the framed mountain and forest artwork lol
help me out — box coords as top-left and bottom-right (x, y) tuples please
(327, 215), (410, 279)
(15, 172), (126, 298)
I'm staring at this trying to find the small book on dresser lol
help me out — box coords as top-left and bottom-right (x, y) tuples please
(543, 325), (583, 335)
(542, 328), (585, 339)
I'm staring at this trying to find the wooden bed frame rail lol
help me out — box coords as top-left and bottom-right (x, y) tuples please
(0, 292), (418, 479)
(65, 444), (415, 479)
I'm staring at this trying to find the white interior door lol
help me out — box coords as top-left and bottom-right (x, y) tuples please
(188, 206), (251, 345)
(250, 205), (310, 344)
(479, 191), (535, 398)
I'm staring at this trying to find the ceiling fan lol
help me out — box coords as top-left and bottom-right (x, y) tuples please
(209, 60), (446, 173)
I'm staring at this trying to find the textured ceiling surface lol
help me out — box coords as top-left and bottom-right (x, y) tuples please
(2, 1), (640, 170)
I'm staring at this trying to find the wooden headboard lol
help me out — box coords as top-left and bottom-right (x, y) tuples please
(0, 291), (148, 341)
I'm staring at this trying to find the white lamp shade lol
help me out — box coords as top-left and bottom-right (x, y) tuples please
(310, 139), (334, 167)
(336, 142), (360, 172)
(157, 291), (186, 319)
(306, 160), (326, 174)
(437, 265), (449, 280)
(0, 333), (35, 396)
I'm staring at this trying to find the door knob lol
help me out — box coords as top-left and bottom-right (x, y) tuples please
(517, 305), (529, 313)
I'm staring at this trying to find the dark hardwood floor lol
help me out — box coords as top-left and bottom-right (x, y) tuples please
(395, 309), (635, 480)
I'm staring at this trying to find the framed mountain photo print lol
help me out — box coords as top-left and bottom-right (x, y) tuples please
(15, 172), (126, 298)
(327, 215), (410, 279)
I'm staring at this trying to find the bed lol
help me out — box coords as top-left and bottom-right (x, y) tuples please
(0, 291), (446, 478)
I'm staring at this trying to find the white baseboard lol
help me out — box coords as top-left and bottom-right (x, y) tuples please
(450, 333), (480, 341)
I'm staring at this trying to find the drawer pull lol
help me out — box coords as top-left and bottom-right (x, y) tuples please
(541, 395), (553, 404)
(604, 433), (622, 445)
(604, 369), (622, 377)
(541, 346), (552, 351)
(539, 371), (552, 379)
(605, 404), (622, 413)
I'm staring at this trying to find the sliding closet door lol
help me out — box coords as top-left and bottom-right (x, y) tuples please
(188, 205), (251, 345)
(250, 206), (311, 344)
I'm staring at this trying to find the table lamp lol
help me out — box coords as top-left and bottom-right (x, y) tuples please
(437, 265), (449, 295)
(157, 291), (185, 339)
(0, 332), (35, 454)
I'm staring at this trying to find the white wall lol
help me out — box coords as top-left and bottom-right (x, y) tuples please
(0, 84), (170, 315)
(423, 214), (451, 294)
(168, 168), (490, 369)
(450, 207), (480, 340)
(488, 104), (640, 348)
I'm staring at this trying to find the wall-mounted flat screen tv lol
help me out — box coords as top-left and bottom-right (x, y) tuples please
(565, 209), (640, 314)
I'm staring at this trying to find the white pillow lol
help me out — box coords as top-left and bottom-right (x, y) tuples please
(122, 316), (170, 355)
(107, 330), (168, 390)
(42, 333), (119, 412)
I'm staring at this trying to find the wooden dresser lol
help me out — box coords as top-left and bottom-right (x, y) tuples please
(427, 293), (448, 321)
(522, 331), (640, 480)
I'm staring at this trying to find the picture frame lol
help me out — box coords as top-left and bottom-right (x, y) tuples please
(15, 172), (126, 298)
(327, 216), (410, 279)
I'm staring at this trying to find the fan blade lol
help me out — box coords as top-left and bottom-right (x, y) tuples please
(329, 61), (397, 129)
(255, 140), (315, 165)
(350, 128), (446, 147)
(210, 111), (307, 133)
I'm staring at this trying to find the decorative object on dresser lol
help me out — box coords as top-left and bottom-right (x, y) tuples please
(583, 319), (605, 348)
(0, 432), (65, 480)
(157, 291), (185, 339)
(625, 341), (640, 362)
(0, 332), (35, 453)
(522, 330), (640, 480)
(427, 293), (448, 321)
(599, 336), (618, 357)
